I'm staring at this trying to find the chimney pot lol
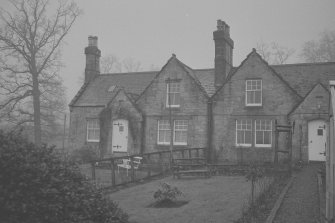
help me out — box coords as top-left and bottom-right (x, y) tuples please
(217, 19), (225, 31)
(88, 36), (98, 47)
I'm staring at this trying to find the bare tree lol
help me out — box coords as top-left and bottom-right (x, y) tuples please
(0, 0), (80, 146)
(300, 30), (335, 63)
(122, 57), (142, 72)
(256, 41), (295, 65)
(100, 54), (122, 73)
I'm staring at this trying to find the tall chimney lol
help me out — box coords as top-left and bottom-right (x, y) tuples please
(213, 20), (234, 88)
(84, 36), (101, 83)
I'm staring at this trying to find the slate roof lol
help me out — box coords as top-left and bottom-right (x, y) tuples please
(70, 72), (157, 106)
(70, 57), (335, 107)
(271, 62), (335, 97)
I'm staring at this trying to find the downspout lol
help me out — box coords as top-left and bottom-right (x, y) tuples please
(207, 99), (213, 163)
(140, 115), (146, 155)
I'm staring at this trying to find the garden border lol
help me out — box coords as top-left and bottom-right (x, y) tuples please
(265, 175), (295, 223)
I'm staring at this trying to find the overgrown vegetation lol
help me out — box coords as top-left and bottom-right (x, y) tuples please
(235, 172), (290, 223)
(0, 131), (128, 223)
(245, 164), (265, 208)
(70, 144), (100, 163)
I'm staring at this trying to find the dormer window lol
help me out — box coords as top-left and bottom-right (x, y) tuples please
(246, 79), (262, 106)
(166, 82), (180, 108)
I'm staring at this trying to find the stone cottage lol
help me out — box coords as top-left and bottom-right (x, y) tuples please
(69, 20), (335, 163)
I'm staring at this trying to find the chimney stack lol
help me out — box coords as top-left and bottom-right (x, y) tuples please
(84, 36), (101, 83)
(213, 20), (234, 88)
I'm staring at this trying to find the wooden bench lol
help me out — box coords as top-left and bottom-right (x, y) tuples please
(172, 158), (211, 179)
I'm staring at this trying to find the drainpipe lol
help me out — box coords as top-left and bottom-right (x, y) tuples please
(140, 115), (146, 155)
(207, 99), (213, 163)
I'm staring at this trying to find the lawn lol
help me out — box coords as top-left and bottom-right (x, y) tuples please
(109, 175), (270, 223)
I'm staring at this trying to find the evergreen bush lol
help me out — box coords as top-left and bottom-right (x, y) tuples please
(0, 131), (128, 223)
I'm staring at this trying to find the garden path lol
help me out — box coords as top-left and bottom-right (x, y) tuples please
(273, 163), (322, 223)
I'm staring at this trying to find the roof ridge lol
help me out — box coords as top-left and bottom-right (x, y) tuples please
(271, 61), (335, 67)
(100, 71), (158, 76)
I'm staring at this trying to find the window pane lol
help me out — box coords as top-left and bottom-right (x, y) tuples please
(87, 119), (100, 141)
(174, 120), (187, 144)
(245, 131), (252, 144)
(256, 131), (263, 144)
(255, 91), (261, 104)
(237, 131), (243, 144)
(247, 91), (253, 104)
(264, 132), (271, 144)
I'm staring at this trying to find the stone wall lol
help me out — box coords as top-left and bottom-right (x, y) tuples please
(212, 52), (300, 163)
(137, 57), (209, 154)
(68, 106), (104, 155)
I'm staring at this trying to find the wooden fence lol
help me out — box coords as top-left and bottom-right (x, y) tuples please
(81, 147), (206, 189)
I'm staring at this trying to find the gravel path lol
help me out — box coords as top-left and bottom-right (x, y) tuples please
(273, 163), (321, 223)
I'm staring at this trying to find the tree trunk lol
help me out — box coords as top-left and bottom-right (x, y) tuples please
(32, 73), (41, 146)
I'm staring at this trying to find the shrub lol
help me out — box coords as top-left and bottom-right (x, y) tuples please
(0, 131), (128, 223)
(70, 144), (99, 163)
(153, 182), (183, 203)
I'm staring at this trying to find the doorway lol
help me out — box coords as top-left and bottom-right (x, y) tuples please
(308, 120), (326, 161)
(112, 119), (128, 153)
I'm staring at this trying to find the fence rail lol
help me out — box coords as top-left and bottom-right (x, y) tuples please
(79, 147), (206, 189)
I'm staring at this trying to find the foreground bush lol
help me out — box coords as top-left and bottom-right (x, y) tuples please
(0, 131), (128, 223)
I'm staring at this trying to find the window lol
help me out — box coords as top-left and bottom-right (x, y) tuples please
(157, 120), (188, 145)
(317, 129), (323, 136)
(166, 82), (180, 107)
(87, 119), (100, 142)
(255, 120), (272, 147)
(158, 120), (171, 145)
(246, 80), (262, 106)
(236, 120), (252, 146)
(174, 120), (188, 145)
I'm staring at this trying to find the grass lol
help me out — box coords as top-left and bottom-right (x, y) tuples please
(234, 173), (290, 223)
(108, 175), (265, 223)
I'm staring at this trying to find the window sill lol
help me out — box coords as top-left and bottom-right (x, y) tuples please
(245, 104), (262, 108)
(157, 144), (188, 148)
(235, 144), (252, 147)
(87, 140), (100, 143)
(255, 145), (272, 148)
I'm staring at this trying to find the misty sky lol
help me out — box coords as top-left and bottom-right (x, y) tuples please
(1, 0), (335, 106)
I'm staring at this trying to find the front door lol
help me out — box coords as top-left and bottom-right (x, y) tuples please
(308, 120), (326, 161)
(112, 119), (128, 153)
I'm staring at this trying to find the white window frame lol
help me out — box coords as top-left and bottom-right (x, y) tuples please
(236, 119), (252, 147)
(246, 79), (262, 106)
(255, 120), (272, 147)
(86, 119), (100, 142)
(174, 120), (188, 145)
(157, 120), (171, 145)
(166, 82), (180, 108)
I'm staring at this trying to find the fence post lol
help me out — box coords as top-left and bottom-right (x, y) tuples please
(274, 120), (279, 165)
(196, 148), (200, 158)
(130, 156), (135, 182)
(91, 162), (96, 183)
(188, 149), (192, 159)
(111, 159), (116, 187)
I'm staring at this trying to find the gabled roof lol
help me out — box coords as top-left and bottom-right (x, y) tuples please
(212, 49), (301, 100)
(70, 57), (217, 107)
(288, 82), (329, 115)
(70, 51), (335, 107)
(272, 62), (335, 97)
(70, 72), (157, 107)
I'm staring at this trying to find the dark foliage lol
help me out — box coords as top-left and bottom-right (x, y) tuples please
(0, 131), (128, 223)
(70, 145), (100, 163)
(153, 183), (183, 203)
